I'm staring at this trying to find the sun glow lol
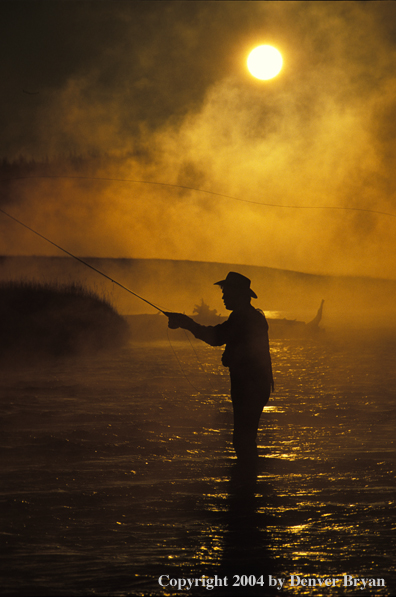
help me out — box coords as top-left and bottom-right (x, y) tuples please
(247, 45), (283, 80)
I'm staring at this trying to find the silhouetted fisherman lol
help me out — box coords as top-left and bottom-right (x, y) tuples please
(166, 272), (274, 467)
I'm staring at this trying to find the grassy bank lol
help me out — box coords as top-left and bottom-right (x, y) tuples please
(0, 281), (129, 364)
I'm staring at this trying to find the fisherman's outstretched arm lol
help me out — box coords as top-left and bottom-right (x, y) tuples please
(165, 312), (226, 346)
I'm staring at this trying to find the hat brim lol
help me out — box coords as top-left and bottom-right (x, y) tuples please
(214, 279), (257, 299)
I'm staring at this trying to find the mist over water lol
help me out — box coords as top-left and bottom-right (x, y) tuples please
(1, 256), (395, 331)
(1, 3), (395, 593)
(1, 1), (396, 279)
(1, 330), (394, 596)
(1, 160), (395, 282)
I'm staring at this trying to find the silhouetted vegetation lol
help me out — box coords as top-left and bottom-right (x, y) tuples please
(0, 281), (129, 364)
(192, 298), (223, 325)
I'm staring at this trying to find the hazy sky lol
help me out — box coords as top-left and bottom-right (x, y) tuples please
(1, 1), (396, 279)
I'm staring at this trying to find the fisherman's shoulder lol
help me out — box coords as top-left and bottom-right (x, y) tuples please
(253, 306), (267, 319)
(249, 305), (269, 329)
(228, 306), (268, 326)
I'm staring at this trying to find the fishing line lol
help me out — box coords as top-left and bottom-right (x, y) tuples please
(185, 333), (218, 392)
(166, 327), (201, 393)
(5, 173), (391, 392)
(2, 174), (396, 218)
(0, 206), (167, 314)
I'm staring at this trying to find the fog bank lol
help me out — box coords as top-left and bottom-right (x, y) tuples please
(1, 256), (394, 330)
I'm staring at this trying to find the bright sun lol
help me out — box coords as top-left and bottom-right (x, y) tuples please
(247, 45), (283, 80)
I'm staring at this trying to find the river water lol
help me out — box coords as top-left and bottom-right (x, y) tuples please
(0, 330), (395, 596)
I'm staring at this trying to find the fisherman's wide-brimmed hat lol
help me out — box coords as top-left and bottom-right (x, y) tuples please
(214, 271), (257, 299)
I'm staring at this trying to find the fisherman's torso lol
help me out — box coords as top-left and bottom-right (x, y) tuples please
(190, 304), (272, 388)
(220, 306), (269, 370)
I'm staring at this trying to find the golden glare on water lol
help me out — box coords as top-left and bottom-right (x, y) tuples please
(247, 44), (283, 80)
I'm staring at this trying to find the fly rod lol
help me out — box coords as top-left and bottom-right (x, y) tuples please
(0, 206), (168, 315)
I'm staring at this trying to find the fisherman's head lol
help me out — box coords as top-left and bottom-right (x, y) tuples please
(214, 272), (257, 311)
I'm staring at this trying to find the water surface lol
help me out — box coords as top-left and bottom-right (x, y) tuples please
(1, 332), (395, 595)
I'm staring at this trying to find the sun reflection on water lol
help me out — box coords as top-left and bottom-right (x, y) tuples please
(1, 335), (395, 595)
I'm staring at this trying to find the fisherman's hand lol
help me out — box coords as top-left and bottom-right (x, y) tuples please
(165, 312), (193, 330)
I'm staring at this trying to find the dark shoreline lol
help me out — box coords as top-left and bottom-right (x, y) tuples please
(1, 255), (395, 327)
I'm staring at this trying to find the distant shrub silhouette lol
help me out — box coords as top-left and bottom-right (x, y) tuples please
(192, 299), (223, 325)
(0, 281), (129, 364)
